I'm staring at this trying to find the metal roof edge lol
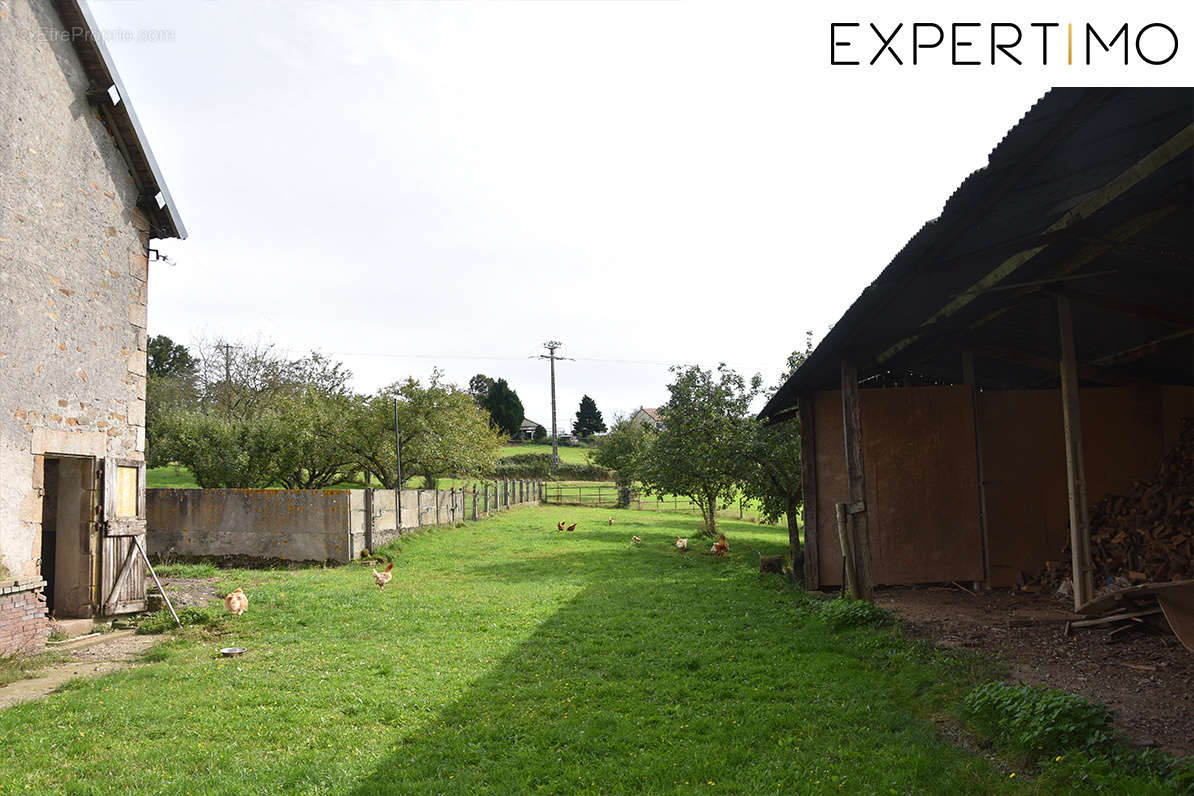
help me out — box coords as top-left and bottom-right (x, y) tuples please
(58, 0), (186, 239)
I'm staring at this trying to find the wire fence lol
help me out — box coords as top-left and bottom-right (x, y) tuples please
(541, 483), (765, 520)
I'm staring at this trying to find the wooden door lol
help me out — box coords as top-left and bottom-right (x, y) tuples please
(99, 458), (148, 614)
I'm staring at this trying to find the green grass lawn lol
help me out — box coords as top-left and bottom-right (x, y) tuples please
(2, 505), (1183, 792)
(5, 504), (1141, 794)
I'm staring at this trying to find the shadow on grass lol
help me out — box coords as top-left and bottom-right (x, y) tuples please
(349, 549), (1005, 794)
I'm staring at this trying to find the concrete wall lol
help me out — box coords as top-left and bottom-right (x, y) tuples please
(149, 481), (543, 564)
(1, 0), (154, 642)
(147, 489), (352, 564)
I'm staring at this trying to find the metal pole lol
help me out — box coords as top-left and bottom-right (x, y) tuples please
(549, 347), (559, 467)
(393, 397), (403, 527)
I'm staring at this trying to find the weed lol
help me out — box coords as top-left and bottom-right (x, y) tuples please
(960, 681), (1115, 757)
(819, 597), (894, 630)
(136, 605), (222, 635)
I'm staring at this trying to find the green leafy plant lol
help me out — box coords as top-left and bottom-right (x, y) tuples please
(961, 682), (1115, 757)
(136, 605), (222, 635)
(819, 598), (893, 630)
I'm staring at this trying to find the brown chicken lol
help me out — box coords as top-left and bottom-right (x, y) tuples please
(224, 587), (248, 616)
(608, 517), (614, 526)
(566, 523), (576, 532)
(557, 521), (565, 531)
(711, 534), (730, 557)
(632, 535), (641, 544)
(675, 536), (688, 551)
(373, 562), (394, 589)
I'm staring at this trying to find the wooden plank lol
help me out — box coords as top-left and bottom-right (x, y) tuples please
(1078, 578), (1194, 615)
(102, 540), (138, 614)
(840, 360), (874, 601)
(1069, 607), (1161, 628)
(1058, 295), (1095, 610)
(798, 394), (819, 588)
(834, 502), (857, 598)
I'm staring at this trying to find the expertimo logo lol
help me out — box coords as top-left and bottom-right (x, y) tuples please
(829, 22), (1179, 66)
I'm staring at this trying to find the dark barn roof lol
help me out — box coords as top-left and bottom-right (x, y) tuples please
(761, 88), (1192, 420)
(54, 0), (186, 239)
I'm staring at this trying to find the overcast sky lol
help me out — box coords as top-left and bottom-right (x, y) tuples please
(89, 0), (1191, 426)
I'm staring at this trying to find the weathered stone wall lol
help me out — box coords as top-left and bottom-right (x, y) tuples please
(150, 482), (543, 563)
(0, 580), (51, 656)
(1, 0), (150, 586)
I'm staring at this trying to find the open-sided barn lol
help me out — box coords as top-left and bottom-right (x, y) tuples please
(760, 88), (1193, 611)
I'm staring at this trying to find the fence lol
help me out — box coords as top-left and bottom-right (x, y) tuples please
(541, 483), (763, 521)
(148, 479), (543, 564)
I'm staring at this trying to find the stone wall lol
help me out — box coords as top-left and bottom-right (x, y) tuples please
(0, 581), (51, 657)
(0, 0), (150, 582)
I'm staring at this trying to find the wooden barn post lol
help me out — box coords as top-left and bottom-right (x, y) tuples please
(841, 360), (874, 602)
(798, 394), (820, 588)
(962, 350), (991, 588)
(1058, 295), (1095, 609)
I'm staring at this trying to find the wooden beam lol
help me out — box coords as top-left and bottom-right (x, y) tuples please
(968, 343), (1137, 386)
(1088, 328), (1194, 368)
(1058, 295), (1095, 610)
(1060, 287), (1194, 329)
(797, 394), (819, 589)
(962, 351), (990, 586)
(840, 360), (874, 601)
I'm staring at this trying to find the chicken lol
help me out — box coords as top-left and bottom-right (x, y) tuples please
(711, 534), (730, 557)
(632, 535), (641, 544)
(224, 587), (248, 616)
(373, 562), (394, 589)
(675, 536), (688, 551)
(557, 521), (565, 531)
(608, 517), (614, 526)
(566, 523), (576, 532)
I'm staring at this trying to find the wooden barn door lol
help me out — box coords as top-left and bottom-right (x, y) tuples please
(99, 458), (148, 615)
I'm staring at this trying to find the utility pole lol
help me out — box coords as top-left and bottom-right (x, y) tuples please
(537, 341), (572, 468)
(393, 397), (403, 527)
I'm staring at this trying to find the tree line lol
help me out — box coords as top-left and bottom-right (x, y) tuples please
(147, 336), (525, 490)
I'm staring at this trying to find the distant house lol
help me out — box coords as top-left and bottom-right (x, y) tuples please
(629, 407), (664, 431)
(517, 418), (545, 440)
(0, 0), (186, 655)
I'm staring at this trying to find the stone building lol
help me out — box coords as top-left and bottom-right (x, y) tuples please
(1, 0), (185, 654)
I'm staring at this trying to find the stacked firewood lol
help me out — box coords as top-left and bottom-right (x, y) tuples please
(1037, 418), (1194, 590)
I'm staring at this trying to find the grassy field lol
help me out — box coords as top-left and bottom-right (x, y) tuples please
(500, 442), (594, 465)
(6, 504), (1174, 793)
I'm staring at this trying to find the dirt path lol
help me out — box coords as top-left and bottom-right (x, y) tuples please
(877, 585), (1194, 757)
(0, 631), (157, 710)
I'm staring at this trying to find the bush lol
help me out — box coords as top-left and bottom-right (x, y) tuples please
(819, 598), (893, 630)
(960, 682), (1115, 756)
(495, 454), (552, 479)
(137, 605), (222, 635)
(553, 462), (611, 481)
(492, 454), (611, 481)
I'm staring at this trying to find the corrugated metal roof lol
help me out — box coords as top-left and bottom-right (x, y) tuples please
(760, 88), (1192, 420)
(53, 0), (186, 239)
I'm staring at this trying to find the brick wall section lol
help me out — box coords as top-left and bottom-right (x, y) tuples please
(0, 581), (51, 657)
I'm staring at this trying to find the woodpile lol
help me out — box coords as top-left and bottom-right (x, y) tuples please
(1036, 417), (1194, 591)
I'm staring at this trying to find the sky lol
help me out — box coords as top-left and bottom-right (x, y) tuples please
(88, 0), (1192, 427)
